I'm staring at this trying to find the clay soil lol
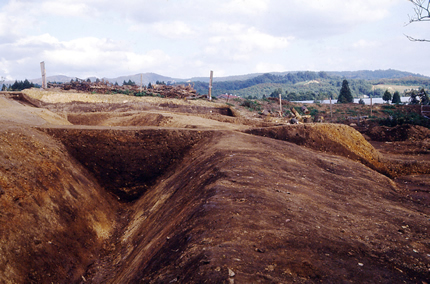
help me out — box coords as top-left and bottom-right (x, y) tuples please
(0, 89), (429, 283)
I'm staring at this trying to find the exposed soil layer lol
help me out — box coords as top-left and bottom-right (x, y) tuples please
(1, 91), (429, 283)
(86, 132), (430, 284)
(38, 127), (215, 201)
(244, 124), (390, 176)
(366, 124), (430, 142)
(0, 124), (118, 284)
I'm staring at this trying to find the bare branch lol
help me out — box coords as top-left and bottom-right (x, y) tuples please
(405, 34), (430, 42)
(405, 0), (430, 41)
(407, 0), (430, 24)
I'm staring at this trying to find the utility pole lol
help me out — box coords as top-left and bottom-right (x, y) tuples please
(40, 61), (47, 89)
(208, 70), (213, 101)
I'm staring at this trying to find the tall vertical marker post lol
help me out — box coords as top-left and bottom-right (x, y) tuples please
(208, 70), (213, 101)
(371, 86), (373, 117)
(330, 96), (332, 122)
(279, 93), (283, 117)
(140, 74), (143, 94)
(40, 61), (47, 89)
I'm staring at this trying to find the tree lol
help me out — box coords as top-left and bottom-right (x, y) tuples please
(358, 98), (365, 105)
(23, 79), (33, 89)
(1, 84), (6, 91)
(406, 0), (430, 42)
(269, 88), (283, 98)
(408, 88), (429, 104)
(383, 90), (392, 103)
(419, 88), (430, 104)
(392, 91), (401, 104)
(337, 79), (353, 103)
(11, 80), (19, 90)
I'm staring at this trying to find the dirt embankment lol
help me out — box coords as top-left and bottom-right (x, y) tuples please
(245, 123), (390, 176)
(0, 125), (118, 284)
(88, 132), (430, 283)
(1, 91), (429, 283)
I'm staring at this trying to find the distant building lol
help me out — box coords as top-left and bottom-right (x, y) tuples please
(218, 93), (240, 99)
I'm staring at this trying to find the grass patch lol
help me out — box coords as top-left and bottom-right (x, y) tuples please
(240, 99), (262, 112)
(378, 111), (430, 128)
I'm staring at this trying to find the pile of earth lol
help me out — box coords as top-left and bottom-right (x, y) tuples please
(0, 90), (429, 283)
(366, 124), (430, 142)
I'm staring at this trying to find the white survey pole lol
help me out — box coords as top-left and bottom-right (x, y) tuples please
(140, 74), (143, 93)
(208, 70), (213, 101)
(40, 62), (47, 89)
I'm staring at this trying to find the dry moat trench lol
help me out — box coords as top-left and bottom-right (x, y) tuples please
(1, 91), (430, 283)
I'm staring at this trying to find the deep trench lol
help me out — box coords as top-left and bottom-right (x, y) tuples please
(38, 127), (216, 202)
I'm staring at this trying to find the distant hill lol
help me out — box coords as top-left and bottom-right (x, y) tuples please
(25, 73), (182, 86)
(14, 69), (427, 87)
(187, 69), (429, 83)
(326, 69), (428, 80)
(190, 71), (430, 100)
(104, 73), (183, 85)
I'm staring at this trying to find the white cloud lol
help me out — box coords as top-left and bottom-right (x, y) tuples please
(352, 39), (379, 49)
(132, 21), (198, 39)
(1, 0), (429, 79)
(205, 23), (292, 61)
(0, 33), (172, 78)
(44, 37), (171, 74)
(40, 1), (92, 17)
(221, 0), (269, 15)
(254, 62), (285, 73)
(304, 0), (393, 22)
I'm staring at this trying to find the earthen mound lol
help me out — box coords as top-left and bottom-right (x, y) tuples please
(245, 123), (390, 176)
(367, 124), (430, 142)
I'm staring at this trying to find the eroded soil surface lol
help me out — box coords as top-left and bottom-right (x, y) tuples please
(0, 90), (429, 283)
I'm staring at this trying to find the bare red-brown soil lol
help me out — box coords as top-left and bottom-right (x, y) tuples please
(0, 89), (429, 283)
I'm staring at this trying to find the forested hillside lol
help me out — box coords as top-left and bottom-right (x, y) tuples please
(187, 71), (430, 101)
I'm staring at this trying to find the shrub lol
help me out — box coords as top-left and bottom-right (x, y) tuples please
(379, 111), (430, 128)
(308, 107), (319, 117)
(240, 99), (261, 112)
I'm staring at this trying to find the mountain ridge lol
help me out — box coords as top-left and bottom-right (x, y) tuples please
(3, 69), (427, 86)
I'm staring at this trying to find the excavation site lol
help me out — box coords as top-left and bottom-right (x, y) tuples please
(0, 88), (429, 283)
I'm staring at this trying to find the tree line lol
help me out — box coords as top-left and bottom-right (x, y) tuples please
(1, 79), (35, 91)
(188, 71), (430, 102)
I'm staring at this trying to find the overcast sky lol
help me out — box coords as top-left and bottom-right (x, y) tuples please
(1, 0), (429, 81)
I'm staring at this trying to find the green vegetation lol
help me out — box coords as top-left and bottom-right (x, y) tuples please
(308, 107), (319, 117)
(379, 110), (430, 128)
(185, 70), (430, 102)
(123, 79), (136, 86)
(337, 80), (353, 103)
(408, 89), (430, 105)
(240, 99), (261, 112)
(382, 90), (392, 103)
(392, 91), (401, 104)
(6, 79), (35, 91)
(191, 72), (375, 100)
